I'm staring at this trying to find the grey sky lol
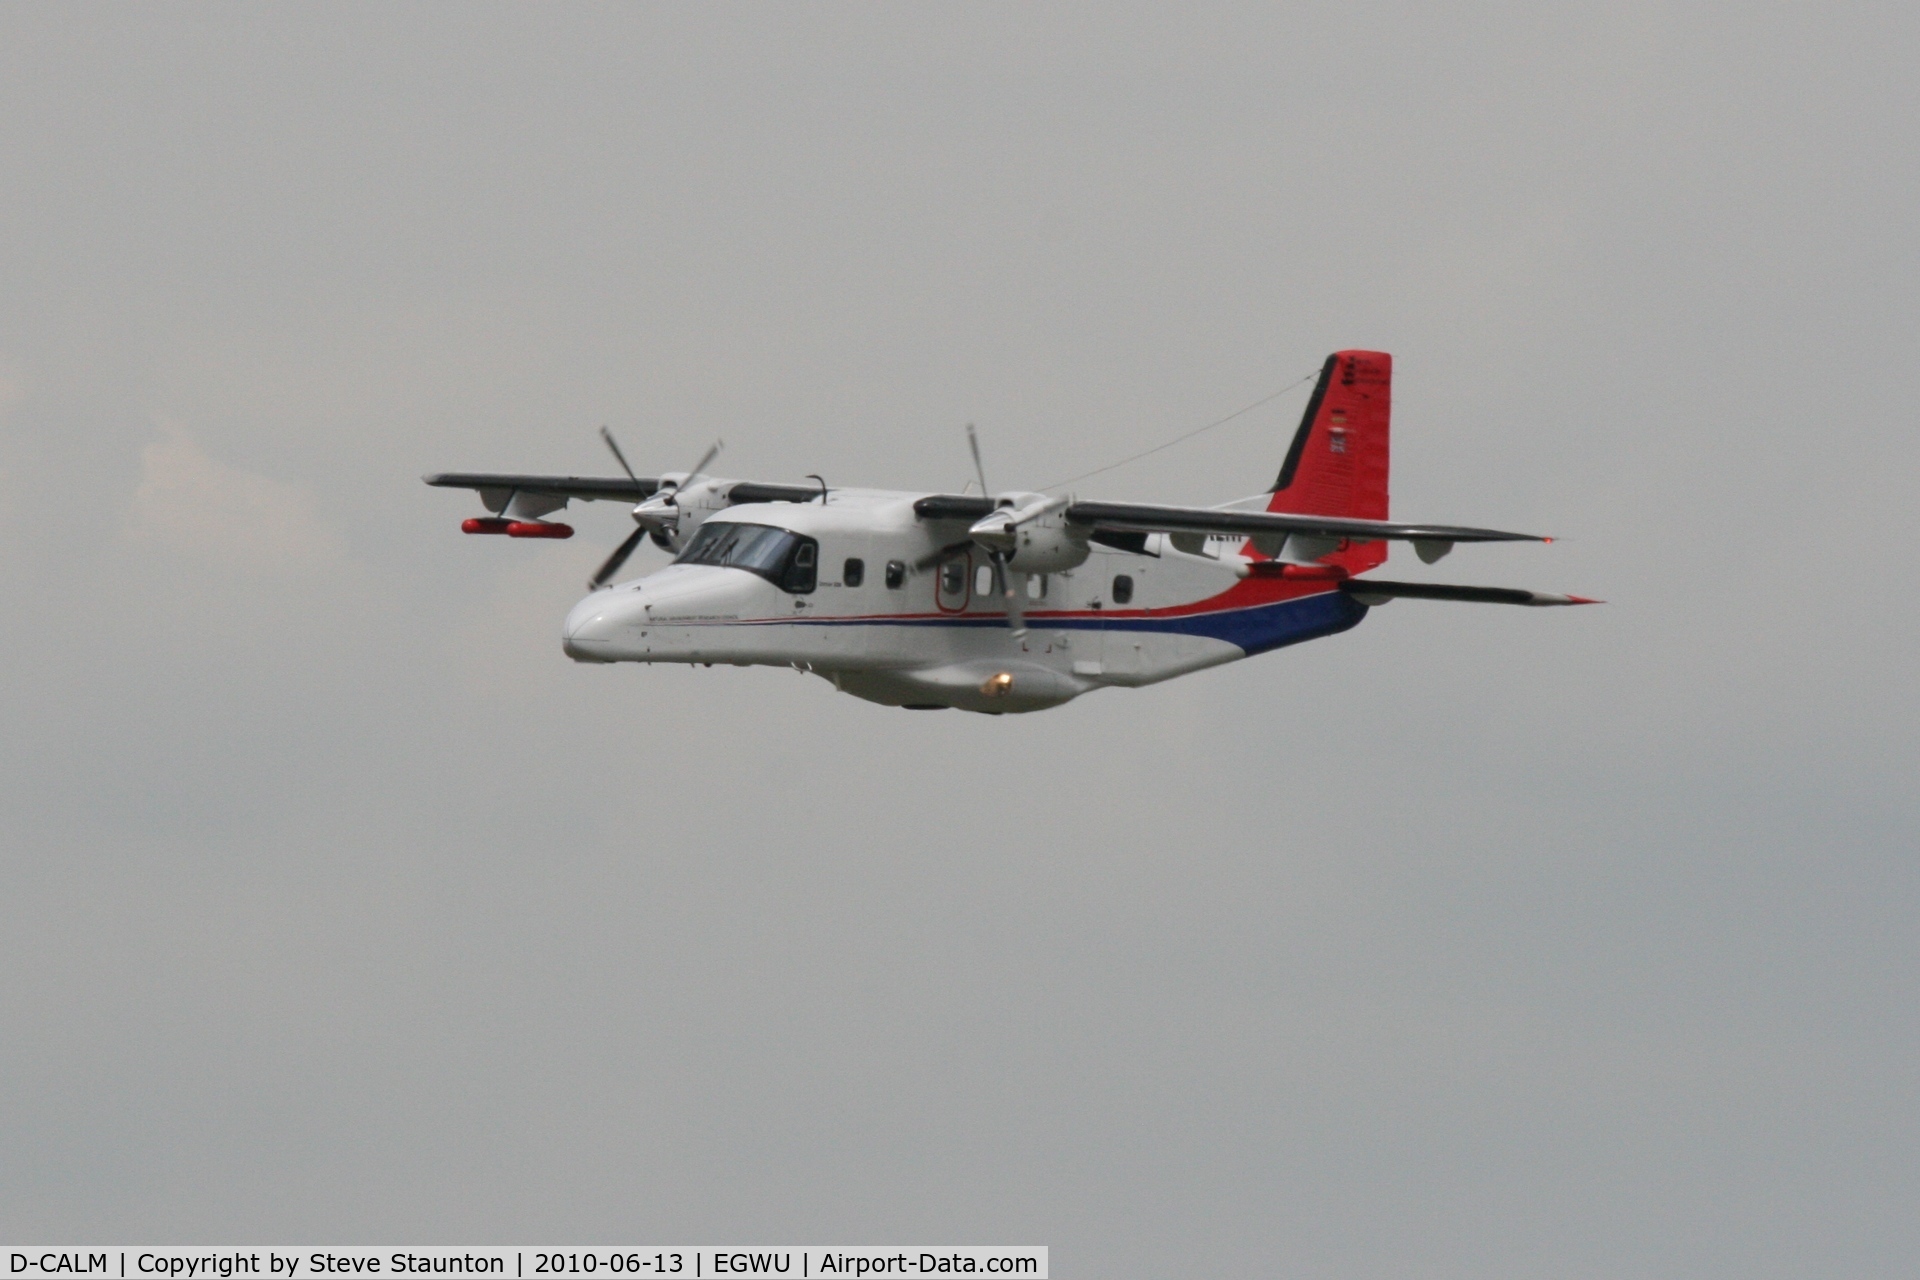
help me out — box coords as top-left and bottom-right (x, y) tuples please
(2, 4), (1915, 1274)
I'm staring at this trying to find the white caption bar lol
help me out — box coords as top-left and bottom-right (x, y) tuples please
(4, 1250), (1046, 1280)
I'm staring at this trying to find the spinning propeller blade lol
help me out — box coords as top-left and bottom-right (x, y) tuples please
(966, 423), (989, 497)
(599, 426), (640, 483)
(990, 551), (1027, 638)
(583, 427), (651, 588)
(913, 541), (974, 572)
(913, 427), (1031, 635)
(593, 435), (727, 587)
(687, 439), (723, 482)
(589, 426), (716, 589)
(589, 526), (648, 591)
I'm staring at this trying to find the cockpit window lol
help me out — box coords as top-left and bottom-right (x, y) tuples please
(676, 521), (818, 594)
(784, 540), (817, 593)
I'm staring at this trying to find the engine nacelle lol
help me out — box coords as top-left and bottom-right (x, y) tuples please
(631, 478), (731, 554)
(1005, 511), (1090, 573)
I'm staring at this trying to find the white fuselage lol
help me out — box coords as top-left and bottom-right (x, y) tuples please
(560, 488), (1369, 713)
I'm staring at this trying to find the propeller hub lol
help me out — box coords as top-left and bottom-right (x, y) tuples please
(966, 493), (1063, 551)
(967, 512), (1019, 553)
(631, 493), (680, 529)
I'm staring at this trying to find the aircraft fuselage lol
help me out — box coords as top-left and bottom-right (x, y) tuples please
(560, 488), (1366, 713)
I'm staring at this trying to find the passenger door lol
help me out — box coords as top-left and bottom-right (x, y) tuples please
(1100, 566), (1146, 677)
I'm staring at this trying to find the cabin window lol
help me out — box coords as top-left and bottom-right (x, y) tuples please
(1026, 574), (1047, 600)
(843, 557), (865, 588)
(937, 557), (969, 611)
(975, 564), (994, 596)
(885, 560), (906, 589)
(1112, 574), (1134, 605)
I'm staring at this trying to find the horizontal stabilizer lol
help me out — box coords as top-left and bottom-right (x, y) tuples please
(1339, 579), (1600, 607)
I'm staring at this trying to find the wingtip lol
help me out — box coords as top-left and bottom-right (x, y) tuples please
(1566, 595), (1603, 605)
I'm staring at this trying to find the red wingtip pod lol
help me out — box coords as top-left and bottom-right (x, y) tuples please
(462, 517), (512, 534)
(505, 521), (574, 539)
(1277, 562), (1350, 581)
(1238, 561), (1350, 581)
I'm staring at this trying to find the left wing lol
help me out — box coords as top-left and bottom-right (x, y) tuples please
(425, 472), (659, 507)
(424, 473), (824, 510)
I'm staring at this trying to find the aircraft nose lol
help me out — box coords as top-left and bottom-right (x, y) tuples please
(562, 590), (629, 661)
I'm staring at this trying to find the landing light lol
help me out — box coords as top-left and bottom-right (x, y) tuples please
(981, 672), (1015, 698)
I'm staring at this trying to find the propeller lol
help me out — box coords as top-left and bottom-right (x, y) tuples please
(684, 439), (724, 485)
(910, 541), (1026, 636)
(600, 425), (640, 484)
(587, 426), (648, 589)
(990, 553), (1026, 637)
(966, 422), (989, 496)
(948, 425), (1044, 637)
(586, 430), (724, 590)
(913, 540), (974, 572)
(589, 526), (649, 591)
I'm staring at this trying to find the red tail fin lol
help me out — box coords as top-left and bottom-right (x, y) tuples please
(1267, 350), (1391, 572)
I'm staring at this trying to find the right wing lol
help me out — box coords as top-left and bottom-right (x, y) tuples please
(1060, 499), (1546, 547)
(910, 493), (1543, 545)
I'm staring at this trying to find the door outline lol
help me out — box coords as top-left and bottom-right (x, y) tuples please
(935, 551), (971, 613)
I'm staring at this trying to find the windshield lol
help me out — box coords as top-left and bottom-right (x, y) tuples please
(675, 521), (817, 592)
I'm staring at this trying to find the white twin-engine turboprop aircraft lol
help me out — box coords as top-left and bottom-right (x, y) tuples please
(427, 350), (1595, 713)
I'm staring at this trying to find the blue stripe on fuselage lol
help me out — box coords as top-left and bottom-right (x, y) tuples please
(745, 589), (1368, 656)
(1089, 588), (1368, 655)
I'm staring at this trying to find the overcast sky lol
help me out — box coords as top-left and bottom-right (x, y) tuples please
(2, 4), (1915, 1275)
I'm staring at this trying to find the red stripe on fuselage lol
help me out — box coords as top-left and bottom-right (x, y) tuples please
(714, 576), (1336, 627)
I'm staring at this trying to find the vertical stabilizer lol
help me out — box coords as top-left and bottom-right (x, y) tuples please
(1266, 350), (1391, 572)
